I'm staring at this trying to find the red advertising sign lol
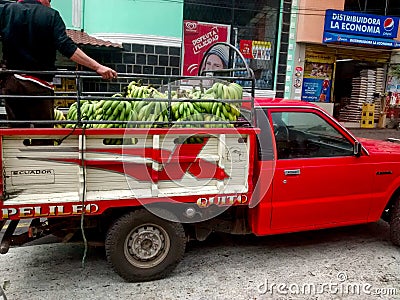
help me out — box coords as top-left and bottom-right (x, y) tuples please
(182, 20), (230, 76)
(240, 40), (272, 60)
(239, 40), (253, 59)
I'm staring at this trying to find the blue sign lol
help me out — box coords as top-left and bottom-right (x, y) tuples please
(301, 78), (331, 103)
(323, 32), (400, 49)
(324, 9), (399, 39)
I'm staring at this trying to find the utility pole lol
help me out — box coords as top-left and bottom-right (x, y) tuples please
(385, 0), (389, 15)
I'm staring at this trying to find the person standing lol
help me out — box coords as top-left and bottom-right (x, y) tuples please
(0, 0), (118, 127)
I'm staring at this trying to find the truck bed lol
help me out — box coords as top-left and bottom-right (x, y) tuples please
(1, 128), (254, 207)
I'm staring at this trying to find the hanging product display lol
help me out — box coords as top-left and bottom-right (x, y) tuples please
(239, 40), (272, 60)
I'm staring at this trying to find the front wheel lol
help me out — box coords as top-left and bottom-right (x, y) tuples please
(390, 196), (400, 246)
(105, 209), (186, 282)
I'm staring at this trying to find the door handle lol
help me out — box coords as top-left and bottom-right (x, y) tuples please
(284, 169), (300, 176)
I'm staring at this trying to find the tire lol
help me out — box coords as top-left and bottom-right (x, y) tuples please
(105, 209), (186, 282)
(390, 196), (400, 246)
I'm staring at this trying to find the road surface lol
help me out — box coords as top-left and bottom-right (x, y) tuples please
(0, 221), (399, 299)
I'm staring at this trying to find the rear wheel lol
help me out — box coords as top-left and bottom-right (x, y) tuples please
(390, 196), (400, 246)
(105, 209), (186, 282)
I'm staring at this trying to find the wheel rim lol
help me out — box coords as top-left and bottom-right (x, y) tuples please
(124, 223), (171, 269)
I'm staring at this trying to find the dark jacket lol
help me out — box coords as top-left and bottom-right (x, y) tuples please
(0, 0), (77, 80)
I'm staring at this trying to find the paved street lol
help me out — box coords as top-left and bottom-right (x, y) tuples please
(349, 128), (400, 141)
(0, 221), (399, 299)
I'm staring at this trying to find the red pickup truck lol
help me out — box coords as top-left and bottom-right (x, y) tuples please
(0, 95), (399, 282)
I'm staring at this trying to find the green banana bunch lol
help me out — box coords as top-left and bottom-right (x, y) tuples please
(211, 82), (243, 102)
(54, 108), (65, 128)
(64, 81), (244, 131)
(127, 82), (156, 99)
(136, 100), (169, 128)
(66, 102), (77, 120)
(171, 100), (206, 128)
(201, 82), (243, 122)
(91, 100), (132, 129)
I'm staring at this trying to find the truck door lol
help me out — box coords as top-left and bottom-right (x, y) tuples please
(269, 109), (374, 231)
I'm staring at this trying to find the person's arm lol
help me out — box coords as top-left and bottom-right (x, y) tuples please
(70, 48), (117, 80)
(52, 11), (117, 80)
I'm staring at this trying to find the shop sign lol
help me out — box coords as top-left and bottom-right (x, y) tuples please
(305, 53), (335, 64)
(301, 62), (333, 103)
(323, 32), (400, 49)
(239, 40), (272, 60)
(324, 10), (399, 39)
(182, 20), (230, 76)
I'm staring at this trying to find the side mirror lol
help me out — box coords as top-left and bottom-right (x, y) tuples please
(353, 141), (362, 157)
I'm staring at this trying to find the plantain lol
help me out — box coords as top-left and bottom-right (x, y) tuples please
(128, 80), (137, 90)
(217, 83), (224, 99)
(178, 102), (184, 116)
(130, 110), (138, 122)
(138, 104), (148, 121)
(135, 100), (147, 113)
(125, 101), (132, 113)
(222, 84), (229, 100)
(187, 102), (195, 114)
(102, 100), (113, 112)
(95, 100), (106, 110)
(154, 101), (161, 117)
(212, 101), (218, 115)
(119, 107), (126, 122)
(110, 100), (121, 111)
(136, 86), (144, 99)
(221, 104), (230, 119)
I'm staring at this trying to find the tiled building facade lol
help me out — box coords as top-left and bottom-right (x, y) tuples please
(80, 43), (181, 93)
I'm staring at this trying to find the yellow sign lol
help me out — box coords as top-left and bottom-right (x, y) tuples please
(306, 53), (335, 64)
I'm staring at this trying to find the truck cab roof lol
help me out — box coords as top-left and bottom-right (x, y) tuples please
(254, 98), (320, 108)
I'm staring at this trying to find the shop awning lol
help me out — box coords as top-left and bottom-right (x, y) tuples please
(66, 29), (123, 49)
(323, 32), (400, 49)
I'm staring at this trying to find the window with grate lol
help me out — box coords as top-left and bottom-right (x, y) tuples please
(184, 0), (281, 90)
(344, 0), (400, 16)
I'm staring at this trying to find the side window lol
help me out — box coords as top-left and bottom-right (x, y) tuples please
(256, 109), (275, 161)
(271, 111), (354, 159)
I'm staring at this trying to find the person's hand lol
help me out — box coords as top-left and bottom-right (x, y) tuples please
(96, 65), (118, 80)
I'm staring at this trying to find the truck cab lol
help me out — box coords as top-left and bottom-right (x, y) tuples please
(250, 98), (400, 238)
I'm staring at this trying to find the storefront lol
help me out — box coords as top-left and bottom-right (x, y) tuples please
(295, 9), (400, 124)
(302, 44), (391, 122)
(183, 0), (281, 96)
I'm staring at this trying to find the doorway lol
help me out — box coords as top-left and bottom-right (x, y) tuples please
(333, 59), (386, 122)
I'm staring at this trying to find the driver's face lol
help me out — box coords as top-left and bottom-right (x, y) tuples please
(205, 54), (224, 71)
